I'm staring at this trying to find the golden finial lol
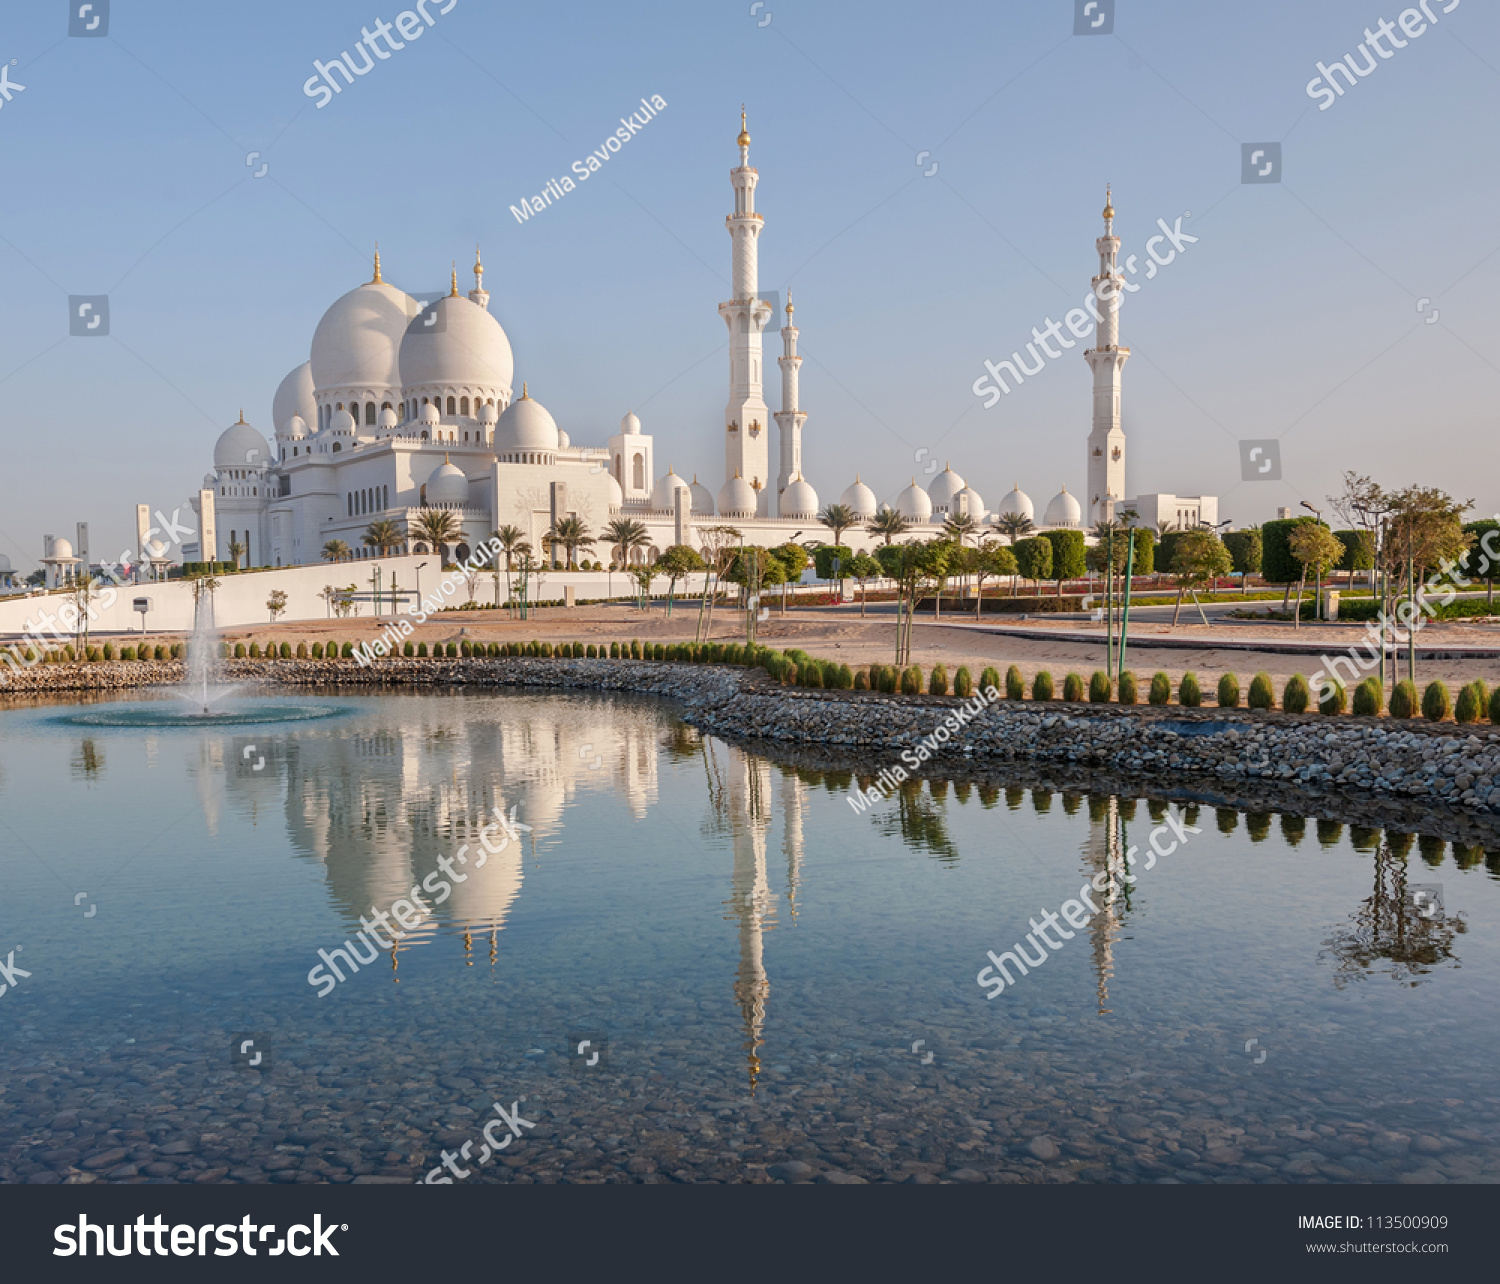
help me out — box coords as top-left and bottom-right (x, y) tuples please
(372, 243), (382, 283)
(237, 408), (245, 423)
(786, 289), (794, 316)
(444, 452), (450, 465)
(449, 262), (459, 297)
(521, 382), (528, 399)
(473, 244), (483, 283)
(1102, 184), (1114, 221)
(738, 105), (750, 148)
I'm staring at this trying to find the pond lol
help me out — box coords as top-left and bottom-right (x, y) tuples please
(0, 688), (1496, 1184)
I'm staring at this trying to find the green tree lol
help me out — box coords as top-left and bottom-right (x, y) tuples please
(657, 544), (705, 616)
(1043, 530), (1087, 597)
(1012, 536), (1053, 593)
(866, 506), (910, 546)
(1288, 521), (1346, 628)
(1460, 519), (1500, 606)
(971, 542), (1018, 618)
(1223, 527), (1262, 593)
(993, 512), (1033, 545)
(942, 512), (980, 548)
(321, 539), (351, 563)
(818, 503), (857, 549)
(1168, 529), (1233, 626)
(411, 508), (462, 565)
(1333, 529), (1374, 585)
(547, 514), (595, 569)
(227, 538), (247, 571)
(363, 518), (404, 557)
(266, 589), (287, 623)
(849, 552), (882, 616)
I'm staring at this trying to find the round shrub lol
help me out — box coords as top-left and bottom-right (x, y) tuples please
(1148, 672), (1171, 706)
(1352, 676), (1382, 717)
(412, 641), (425, 657)
(171, 643), (184, 659)
(86, 646), (100, 662)
(953, 666), (973, 699)
(1247, 672), (1275, 710)
(122, 646), (137, 661)
(444, 642), (456, 658)
(866, 663), (882, 690)
(293, 642), (306, 658)
(783, 663), (798, 685)
(802, 661), (823, 688)
(1089, 671), (1111, 703)
(102, 643), (115, 660)
(234, 642), (247, 659)
(1421, 680), (1450, 722)
(835, 663), (854, 690)
(980, 666), (1000, 696)
(900, 666), (923, 696)
(630, 640), (642, 659)
(1455, 680), (1486, 724)
(1032, 670), (1054, 701)
(1063, 672), (1085, 702)
(1006, 665), (1025, 701)
(248, 642), (261, 658)
(1217, 673), (1240, 708)
(609, 641), (620, 658)
(342, 642), (355, 658)
(1491, 686), (1500, 725)
(654, 643), (667, 661)
(310, 642), (324, 659)
(1389, 679), (1418, 719)
(854, 669), (870, 691)
(279, 642), (291, 659)
(876, 665), (896, 693)
(1118, 670), (1138, 705)
(1317, 677), (1347, 715)
(1283, 674), (1310, 714)
(929, 664), (949, 696)
(1179, 672), (1201, 707)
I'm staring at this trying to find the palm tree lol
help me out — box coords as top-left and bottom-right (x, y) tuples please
(942, 512), (979, 547)
(491, 524), (527, 608)
(412, 507), (462, 565)
(867, 506), (910, 546)
(362, 518), (404, 557)
(819, 503), (857, 549)
(226, 538), (247, 571)
(548, 514), (595, 570)
(321, 539), (351, 563)
(602, 517), (651, 602)
(994, 512), (1033, 545)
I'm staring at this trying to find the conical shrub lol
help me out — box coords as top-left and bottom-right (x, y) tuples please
(1063, 672), (1085, 701)
(1005, 665), (1024, 701)
(953, 666), (973, 698)
(1421, 680), (1450, 722)
(1032, 670), (1054, 701)
(1089, 671), (1111, 703)
(1217, 673), (1240, 708)
(1283, 674), (1310, 713)
(900, 666), (923, 695)
(1248, 672), (1274, 710)
(1352, 676), (1381, 716)
(980, 666), (1000, 696)
(1118, 670), (1138, 705)
(1148, 672), (1171, 705)
(929, 664), (949, 696)
(1179, 672), (1201, 707)
(1455, 680), (1486, 724)
(1389, 679), (1418, 719)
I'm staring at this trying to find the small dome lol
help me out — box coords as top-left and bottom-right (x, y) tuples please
(285, 413), (309, 440)
(651, 468), (692, 513)
(996, 484), (1034, 521)
(0, 554), (11, 572)
(310, 278), (416, 391)
(689, 475), (715, 516)
(927, 464), (966, 513)
(330, 408), (356, 435)
(378, 405), (398, 428)
(839, 475), (878, 518)
(895, 478), (933, 522)
(780, 474), (819, 520)
(478, 402), (498, 424)
(954, 486), (986, 521)
(272, 362), (316, 437)
(417, 401), (441, 426)
(605, 473), (624, 508)
(202, 472), (218, 489)
(426, 457), (470, 506)
(557, 430), (570, 449)
(145, 539), (167, 559)
(620, 411), (642, 435)
(495, 391), (560, 451)
(398, 292), (514, 391)
(49, 537), (75, 559)
(214, 415), (271, 469)
(718, 472), (757, 517)
(1043, 486), (1081, 529)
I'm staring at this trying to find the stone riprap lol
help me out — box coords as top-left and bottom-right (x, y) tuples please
(7, 657), (1498, 822)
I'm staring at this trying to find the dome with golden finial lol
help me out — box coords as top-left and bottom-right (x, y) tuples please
(1102, 184), (1114, 221)
(738, 105), (750, 148)
(372, 243), (382, 283)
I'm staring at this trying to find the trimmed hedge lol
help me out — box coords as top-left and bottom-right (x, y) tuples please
(1353, 676), (1381, 716)
(1179, 672), (1201, 707)
(1389, 680), (1418, 719)
(1032, 670), (1054, 701)
(1005, 665), (1025, 701)
(954, 666), (973, 698)
(980, 666), (1000, 695)
(1422, 680), (1450, 722)
(1063, 672), (1085, 702)
(1455, 680), (1487, 725)
(1148, 672), (1171, 706)
(1217, 673), (1239, 708)
(1118, 671), (1138, 705)
(1089, 671), (1111, 703)
(1283, 674), (1310, 714)
(1248, 672), (1274, 710)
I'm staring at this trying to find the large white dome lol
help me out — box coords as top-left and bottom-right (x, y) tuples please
(49, 538), (75, 559)
(955, 486), (986, 521)
(651, 468), (692, 513)
(214, 415), (271, 469)
(839, 476), (878, 518)
(425, 457), (470, 506)
(927, 465), (966, 513)
(780, 474), (819, 520)
(495, 392), (559, 452)
(689, 475), (715, 516)
(1043, 486), (1081, 529)
(398, 293), (514, 392)
(718, 472), (757, 517)
(310, 278), (415, 392)
(272, 362), (316, 436)
(895, 478), (933, 522)
(996, 485), (1035, 521)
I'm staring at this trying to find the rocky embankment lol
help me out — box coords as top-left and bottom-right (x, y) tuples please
(8, 657), (1499, 824)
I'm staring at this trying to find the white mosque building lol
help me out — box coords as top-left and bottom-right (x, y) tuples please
(189, 114), (1214, 572)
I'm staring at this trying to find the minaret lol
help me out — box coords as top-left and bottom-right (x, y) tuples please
(719, 107), (773, 513)
(1085, 186), (1129, 525)
(773, 291), (806, 514)
(468, 245), (490, 311)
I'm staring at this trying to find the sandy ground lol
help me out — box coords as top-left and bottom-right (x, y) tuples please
(114, 598), (1500, 691)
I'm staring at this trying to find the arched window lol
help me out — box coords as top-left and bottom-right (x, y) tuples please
(456, 543), (471, 563)
(421, 430), (429, 441)
(347, 494), (352, 517)
(365, 402), (376, 425)
(460, 396), (469, 416)
(383, 485), (388, 508)
(446, 396), (456, 415)
(413, 542), (428, 554)
(333, 443), (341, 453)
(632, 453), (644, 490)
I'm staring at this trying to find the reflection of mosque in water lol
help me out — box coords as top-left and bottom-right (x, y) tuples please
(206, 695), (662, 972)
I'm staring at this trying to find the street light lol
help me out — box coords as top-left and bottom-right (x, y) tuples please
(414, 562), (428, 616)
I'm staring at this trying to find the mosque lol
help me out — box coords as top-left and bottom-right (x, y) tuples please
(191, 112), (1214, 571)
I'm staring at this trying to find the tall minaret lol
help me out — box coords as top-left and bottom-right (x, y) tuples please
(468, 245), (489, 311)
(719, 107), (774, 513)
(1085, 186), (1129, 525)
(773, 291), (806, 513)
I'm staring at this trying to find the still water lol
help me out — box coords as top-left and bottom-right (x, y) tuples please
(0, 689), (1496, 1184)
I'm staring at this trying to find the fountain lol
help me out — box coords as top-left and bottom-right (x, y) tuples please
(58, 574), (338, 729)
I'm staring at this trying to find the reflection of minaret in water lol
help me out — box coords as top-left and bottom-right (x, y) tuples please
(724, 751), (775, 1092)
(1082, 795), (1126, 1015)
(780, 768), (805, 923)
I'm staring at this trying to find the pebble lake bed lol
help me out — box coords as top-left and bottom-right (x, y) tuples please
(1, 658), (1498, 1186)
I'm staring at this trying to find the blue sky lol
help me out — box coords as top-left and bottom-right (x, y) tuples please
(1, 0), (1496, 569)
